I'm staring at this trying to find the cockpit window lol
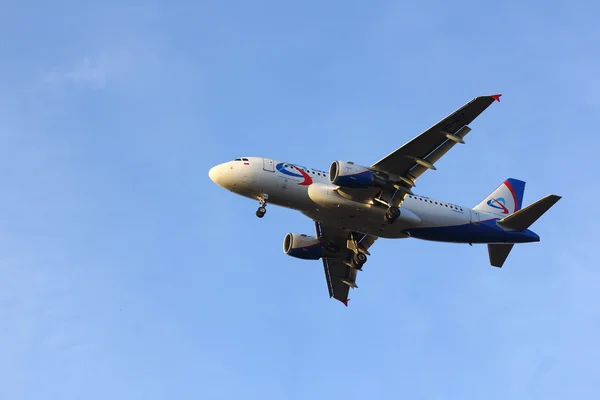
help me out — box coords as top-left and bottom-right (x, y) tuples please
(234, 158), (242, 161)
(242, 158), (248, 161)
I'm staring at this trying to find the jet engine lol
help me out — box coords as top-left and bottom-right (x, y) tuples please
(329, 161), (389, 189)
(283, 233), (324, 260)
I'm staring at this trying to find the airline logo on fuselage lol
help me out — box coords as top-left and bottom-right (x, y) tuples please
(486, 197), (509, 214)
(276, 163), (313, 186)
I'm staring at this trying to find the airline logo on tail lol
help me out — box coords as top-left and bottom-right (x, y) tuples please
(474, 178), (526, 216)
(486, 197), (509, 214)
(276, 163), (313, 186)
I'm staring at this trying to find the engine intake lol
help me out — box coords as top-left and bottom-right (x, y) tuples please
(329, 161), (389, 189)
(283, 233), (324, 260)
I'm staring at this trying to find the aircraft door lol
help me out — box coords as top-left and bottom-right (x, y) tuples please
(263, 158), (275, 172)
(470, 209), (480, 225)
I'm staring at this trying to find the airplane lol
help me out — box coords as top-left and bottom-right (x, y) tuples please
(208, 94), (561, 306)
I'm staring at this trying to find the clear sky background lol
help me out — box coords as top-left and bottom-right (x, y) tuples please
(1, 1), (598, 399)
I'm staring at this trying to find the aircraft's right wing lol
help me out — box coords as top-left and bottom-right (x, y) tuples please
(315, 221), (378, 306)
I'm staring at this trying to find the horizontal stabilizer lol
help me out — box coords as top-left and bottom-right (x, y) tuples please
(497, 194), (561, 231)
(488, 244), (514, 268)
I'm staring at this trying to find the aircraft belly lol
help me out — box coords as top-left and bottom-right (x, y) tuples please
(406, 221), (537, 244)
(268, 187), (313, 210)
(244, 171), (314, 210)
(302, 209), (415, 239)
(301, 183), (423, 238)
(402, 202), (469, 228)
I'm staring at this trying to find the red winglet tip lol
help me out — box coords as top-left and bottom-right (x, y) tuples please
(342, 299), (350, 307)
(490, 94), (502, 102)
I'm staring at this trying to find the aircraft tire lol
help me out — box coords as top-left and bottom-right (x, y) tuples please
(386, 206), (400, 222)
(353, 252), (367, 267)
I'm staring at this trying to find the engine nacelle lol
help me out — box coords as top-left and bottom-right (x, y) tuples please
(283, 233), (324, 260)
(329, 161), (389, 189)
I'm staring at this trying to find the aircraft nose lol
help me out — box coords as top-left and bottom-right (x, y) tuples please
(209, 165), (221, 185)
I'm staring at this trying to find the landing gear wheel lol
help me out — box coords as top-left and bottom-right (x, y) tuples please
(385, 206), (400, 222)
(352, 252), (367, 269)
(256, 194), (268, 219)
(256, 206), (267, 218)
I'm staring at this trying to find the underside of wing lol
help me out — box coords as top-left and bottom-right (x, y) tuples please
(315, 221), (378, 306)
(322, 258), (357, 306)
(371, 94), (501, 188)
(328, 95), (501, 209)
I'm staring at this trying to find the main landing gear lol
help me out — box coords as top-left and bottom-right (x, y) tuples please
(256, 194), (268, 218)
(347, 234), (368, 270)
(373, 194), (401, 224)
(385, 206), (400, 223)
(352, 252), (367, 269)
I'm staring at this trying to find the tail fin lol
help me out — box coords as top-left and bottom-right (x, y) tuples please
(474, 178), (525, 216)
(488, 194), (561, 268)
(497, 194), (561, 231)
(488, 244), (514, 268)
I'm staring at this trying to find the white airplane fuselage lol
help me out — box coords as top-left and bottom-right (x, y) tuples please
(209, 157), (540, 244)
(207, 94), (563, 305)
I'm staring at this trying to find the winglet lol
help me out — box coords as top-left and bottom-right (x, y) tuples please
(490, 94), (502, 102)
(341, 299), (350, 307)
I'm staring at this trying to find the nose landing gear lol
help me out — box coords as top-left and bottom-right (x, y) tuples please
(256, 194), (268, 218)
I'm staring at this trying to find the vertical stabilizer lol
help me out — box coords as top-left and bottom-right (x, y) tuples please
(474, 178), (525, 216)
(488, 244), (514, 268)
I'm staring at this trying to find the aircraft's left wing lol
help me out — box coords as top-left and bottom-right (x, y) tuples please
(371, 94), (501, 181)
(315, 221), (378, 306)
(335, 94), (502, 207)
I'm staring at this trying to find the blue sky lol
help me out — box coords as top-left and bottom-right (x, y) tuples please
(1, 0), (598, 398)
